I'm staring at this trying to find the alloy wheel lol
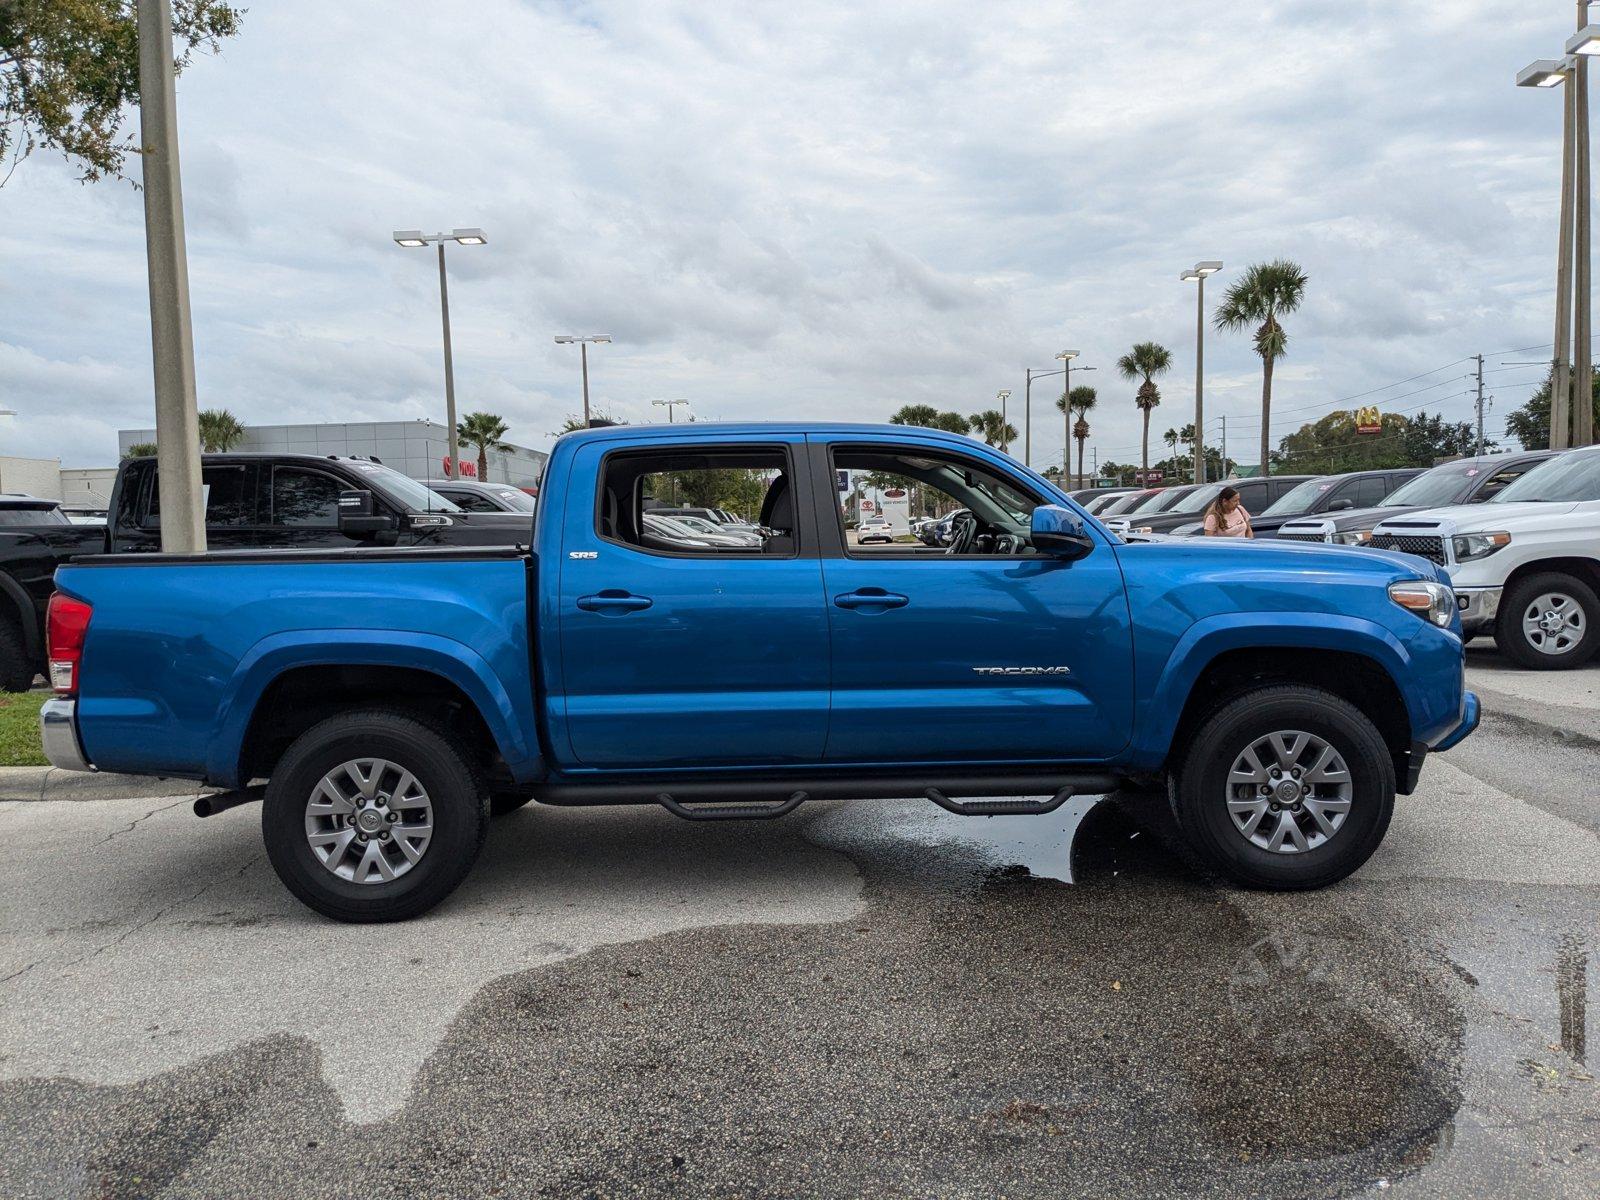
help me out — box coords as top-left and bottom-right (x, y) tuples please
(304, 758), (434, 884)
(1224, 730), (1353, 855)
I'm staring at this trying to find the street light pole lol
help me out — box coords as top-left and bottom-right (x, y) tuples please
(652, 398), (690, 422)
(1574, 2), (1595, 444)
(1182, 261), (1223, 484)
(555, 335), (613, 426)
(1055, 351), (1078, 485)
(138, 0), (205, 552)
(996, 390), (1012, 454)
(394, 228), (488, 478)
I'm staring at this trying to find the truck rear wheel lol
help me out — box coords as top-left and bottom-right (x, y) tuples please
(1170, 685), (1395, 890)
(0, 616), (36, 693)
(262, 709), (490, 922)
(1494, 572), (1599, 670)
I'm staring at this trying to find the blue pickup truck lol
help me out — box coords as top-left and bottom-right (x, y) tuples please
(41, 424), (1479, 921)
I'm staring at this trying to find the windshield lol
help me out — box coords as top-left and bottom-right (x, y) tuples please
(1171, 483), (1226, 514)
(1124, 489), (1177, 515)
(1490, 450), (1600, 503)
(347, 462), (463, 513)
(1099, 491), (1154, 516)
(487, 488), (535, 512)
(1262, 477), (1333, 517)
(1382, 462), (1479, 508)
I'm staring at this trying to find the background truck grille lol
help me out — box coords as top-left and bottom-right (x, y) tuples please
(1277, 532), (1325, 543)
(1370, 532), (1446, 564)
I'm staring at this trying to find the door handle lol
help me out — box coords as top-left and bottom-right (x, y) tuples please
(577, 590), (653, 613)
(833, 588), (909, 610)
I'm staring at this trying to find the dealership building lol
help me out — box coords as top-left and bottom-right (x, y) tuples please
(116, 419), (549, 489)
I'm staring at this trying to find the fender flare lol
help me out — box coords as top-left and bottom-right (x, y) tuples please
(1129, 612), (1416, 770)
(206, 629), (540, 788)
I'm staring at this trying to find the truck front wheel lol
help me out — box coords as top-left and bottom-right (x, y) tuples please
(1494, 572), (1599, 670)
(1170, 685), (1395, 890)
(262, 709), (490, 922)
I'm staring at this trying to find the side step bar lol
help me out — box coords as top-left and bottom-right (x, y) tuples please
(924, 786), (1077, 817)
(656, 790), (809, 822)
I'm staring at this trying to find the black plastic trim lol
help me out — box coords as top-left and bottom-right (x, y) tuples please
(65, 545), (529, 567)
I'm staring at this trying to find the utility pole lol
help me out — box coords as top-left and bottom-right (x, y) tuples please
(1576, 0), (1595, 445)
(137, 0), (205, 552)
(1221, 415), (1228, 476)
(1024, 369), (1034, 467)
(1474, 354), (1487, 455)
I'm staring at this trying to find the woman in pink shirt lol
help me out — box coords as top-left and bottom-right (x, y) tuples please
(1202, 485), (1253, 538)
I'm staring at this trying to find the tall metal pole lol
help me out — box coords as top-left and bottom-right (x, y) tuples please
(1576, 1), (1595, 445)
(1062, 360), (1072, 486)
(1555, 58), (1578, 450)
(1221, 415), (1228, 475)
(1024, 370), (1033, 467)
(1193, 274), (1206, 485)
(137, 0), (205, 552)
(436, 243), (461, 477)
(1475, 354), (1486, 455)
(580, 342), (592, 425)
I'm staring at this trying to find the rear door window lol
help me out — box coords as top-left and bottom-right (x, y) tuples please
(144, 463), (257, 527)
(270, 467), (342, 527)
(1354, 476), (1390, 507)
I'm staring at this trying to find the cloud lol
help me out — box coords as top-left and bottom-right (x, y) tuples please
(0, 0), (1576, 466)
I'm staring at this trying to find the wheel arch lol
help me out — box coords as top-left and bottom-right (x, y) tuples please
(1500, 555), (1600, 598)
(212, 631), (543, 789)
(0, 570), (43, 662)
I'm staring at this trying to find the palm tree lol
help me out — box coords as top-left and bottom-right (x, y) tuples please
(196, 408), (245, 452)
(123, 441), (158, 458)
(1116, 342), (1174, 482)
(457, 411), (512, 479)
(890, 405), (970, 434)
(967, 410), (1017, 447)
(1056, 386), (1098, 488)
(1213, 259), (1309, 477)
(1163, 427), (1179, 457)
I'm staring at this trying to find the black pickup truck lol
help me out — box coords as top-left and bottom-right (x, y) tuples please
(0, 453), (529, 690)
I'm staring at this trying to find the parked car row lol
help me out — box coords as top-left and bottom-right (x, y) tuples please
(1095, 448), (1598, 670)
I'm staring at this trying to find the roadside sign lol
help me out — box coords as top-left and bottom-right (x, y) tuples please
(836, 469), (850, 492)
(1093, 478), (1118, 488)
(1355, 405), (1382, 434)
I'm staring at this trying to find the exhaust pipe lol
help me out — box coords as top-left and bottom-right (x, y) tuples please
(193, 786), (263, 819)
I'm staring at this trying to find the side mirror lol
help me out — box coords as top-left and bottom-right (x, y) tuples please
(1031, 505), (1094, 560)
(1329, 498), (1354, 511)
(338, 489), (396, 536)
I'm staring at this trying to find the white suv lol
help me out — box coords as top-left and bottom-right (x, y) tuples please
(1369, 446), (1600, 669)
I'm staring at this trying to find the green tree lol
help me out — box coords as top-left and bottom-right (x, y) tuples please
(1403, 410), (1489, 464)
(1214, 259), (1309, 477)
(1055, 385), (1097, 488)
(1, 1), (243, 184)
(1116, 341), (1174, 482)
(554, 411), (626, 435)
(123, 440), (157, 458)
(457, 411), (511, 480)
(1504, 368), (1600, 450)
(888, 404), (969, 433)
(967, 409), (1017, 447)
(196, 407), (243, 451)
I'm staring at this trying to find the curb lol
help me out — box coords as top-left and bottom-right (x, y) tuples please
(0, 766), (216, 803)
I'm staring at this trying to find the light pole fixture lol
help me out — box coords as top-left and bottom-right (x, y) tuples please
(393, 228), (489, 477)
(996, 389), (1012, 453)
(1518, 58), (1570, 87)
(1182, 260), (1223, 484)
(652, 398), (691, 423)
(554, 335), (613, 426)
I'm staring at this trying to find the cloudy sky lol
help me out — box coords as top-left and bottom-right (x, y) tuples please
(0, 0), (1583, 470)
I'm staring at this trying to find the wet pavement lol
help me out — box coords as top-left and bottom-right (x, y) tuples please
(1, 678), (1596, 1198)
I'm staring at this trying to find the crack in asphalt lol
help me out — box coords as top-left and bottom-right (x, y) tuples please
(1, 853), (263, 992)
(92, 797), (195, 847)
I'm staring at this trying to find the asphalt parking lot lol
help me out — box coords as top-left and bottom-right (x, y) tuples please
(2, 656), (1595, 1199)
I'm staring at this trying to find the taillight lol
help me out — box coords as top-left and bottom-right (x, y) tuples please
(47, 592), (92, 695)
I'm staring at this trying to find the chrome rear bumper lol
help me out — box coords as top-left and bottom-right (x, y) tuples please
(40, 698), (94, 772)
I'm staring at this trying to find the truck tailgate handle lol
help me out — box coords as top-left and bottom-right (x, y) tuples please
(577, 590), (653, 613)
(833, 588), (909, 610)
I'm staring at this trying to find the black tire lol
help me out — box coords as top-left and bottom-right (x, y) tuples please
(1170, 685), (1395, 891)
(0, 616), (36, 693)
(1493, 571), (1600, 670)
(490, 791), (534, 818)
(262, 708), (489, 922)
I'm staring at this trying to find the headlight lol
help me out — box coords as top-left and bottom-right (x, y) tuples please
(1451, 530), (1511, 561)
(1334, 530), (1372, 545)
(1132, 526), (1154, 534)
(1388, 579), (1455, 628)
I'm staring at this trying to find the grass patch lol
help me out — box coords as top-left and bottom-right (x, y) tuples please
(0, 691), (48, 766)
